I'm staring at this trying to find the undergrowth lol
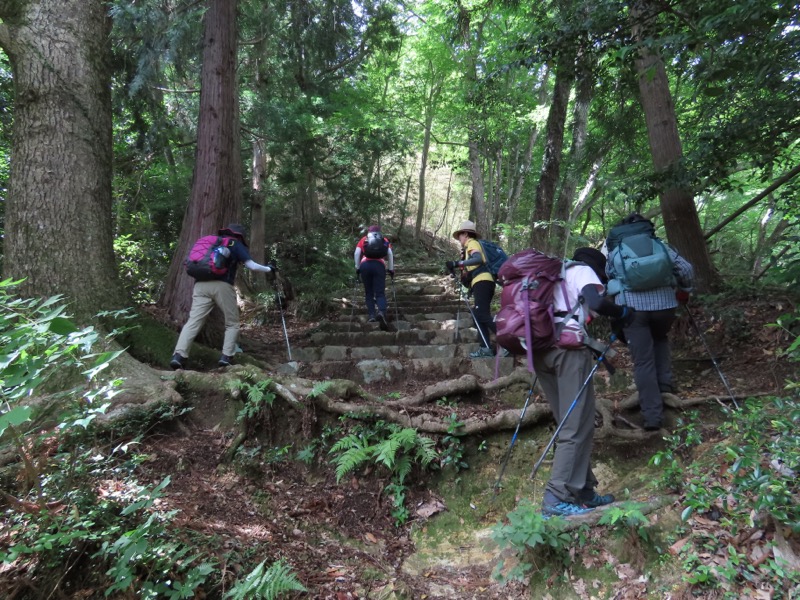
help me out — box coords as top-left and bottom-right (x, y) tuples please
(0, 282), (304, 599)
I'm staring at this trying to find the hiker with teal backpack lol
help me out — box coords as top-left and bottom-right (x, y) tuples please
(171, 224), (277, 370)
(604, 213), (694, 431)
(445, 220), (507, 358)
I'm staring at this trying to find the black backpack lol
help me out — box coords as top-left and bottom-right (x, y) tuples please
(363, 232), (389, 259)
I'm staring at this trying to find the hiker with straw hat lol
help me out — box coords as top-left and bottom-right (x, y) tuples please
(445, 220), (497, 358)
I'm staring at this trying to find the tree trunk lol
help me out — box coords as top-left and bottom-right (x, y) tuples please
(550, 53), (594, 254)
(159, 0), (241, 326)
(530, 54), (574, 253)
(415, 111), (433, 240)
(631, 0), (719, 292)
(0, 0), (125, 320)
(250, 139), (268, 292)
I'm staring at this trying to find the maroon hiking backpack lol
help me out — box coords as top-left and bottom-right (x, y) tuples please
(495, 249), (567, 371)
(184, 235), (236, 281)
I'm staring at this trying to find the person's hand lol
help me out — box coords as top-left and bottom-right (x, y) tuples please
(611, 306), (636, 342)
(676, 290), (690, 305)
(445, 260), (457, 274)
(388, 270), (395, 280)
(267, 260), (279, 272)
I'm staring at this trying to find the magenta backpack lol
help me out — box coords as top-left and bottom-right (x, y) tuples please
(184, 235), (236, 281)
(495, 249), (567, 371)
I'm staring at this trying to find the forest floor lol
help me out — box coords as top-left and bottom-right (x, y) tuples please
(126, 286), (800, 599)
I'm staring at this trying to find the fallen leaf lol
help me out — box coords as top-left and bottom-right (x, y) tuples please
(364, 532), (378, 544)
(669, 536), (690, 555)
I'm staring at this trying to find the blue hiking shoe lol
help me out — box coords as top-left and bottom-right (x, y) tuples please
(542, 501), (594, 518)
(581, 492), (615, 508)
(469, 346), (495, 359)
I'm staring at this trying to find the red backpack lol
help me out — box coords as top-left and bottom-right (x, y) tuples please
(495, 249), (569, 371)
(184, 235), (236, 281)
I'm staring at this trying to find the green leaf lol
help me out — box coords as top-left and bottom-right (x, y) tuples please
(48, 317), (79, 335)
(0, 405), (33, 437)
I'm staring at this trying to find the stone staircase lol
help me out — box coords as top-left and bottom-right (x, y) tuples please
(288, 262), (516, 387)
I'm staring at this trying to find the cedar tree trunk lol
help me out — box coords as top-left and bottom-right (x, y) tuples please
(0, 0), (125, 319)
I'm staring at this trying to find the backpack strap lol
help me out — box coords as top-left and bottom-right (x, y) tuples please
(521, 276), (535, 373)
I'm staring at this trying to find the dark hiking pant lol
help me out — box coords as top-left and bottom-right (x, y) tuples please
(623, 308), (677, 428)
(471, 279), (496, 349)
(360, 259), (387, 318)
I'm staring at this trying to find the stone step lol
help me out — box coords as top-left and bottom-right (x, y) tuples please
(303, 327), (474, 347)
(297, 354), (516, 385)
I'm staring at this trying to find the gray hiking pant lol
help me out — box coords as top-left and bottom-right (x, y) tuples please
(533, 347), (598, 504)
(623, 308), (676, 427)
(174, 280), (240, 358)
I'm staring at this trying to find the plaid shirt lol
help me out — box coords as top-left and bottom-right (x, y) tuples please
(609, 247), (694, 311)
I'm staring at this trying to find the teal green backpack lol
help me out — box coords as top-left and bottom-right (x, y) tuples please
(605, 220), (675, 295)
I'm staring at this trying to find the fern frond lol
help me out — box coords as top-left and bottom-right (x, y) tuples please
(309, 381), (334, 398)
(394, 455), (413, 485)
(328, 433), (363, 454)
(224, 559), (306, 599)
(415, 435), (439, 468)
(374, 436), (402, 469)
(333, 446), (372, 482)
(393, 427), (418, 450)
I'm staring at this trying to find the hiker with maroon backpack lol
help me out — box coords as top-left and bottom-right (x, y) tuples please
(497, 247), (633, 517)
(354, 225), (394, 331)
(171, 224), (276, 370)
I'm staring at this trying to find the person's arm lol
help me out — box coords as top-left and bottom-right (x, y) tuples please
(671, 251), (694, 290)
(354, 246), (363, 270)
(580, 284), (626, 318)
(244, 259), (273, 273)
(386, 246), (394, 272)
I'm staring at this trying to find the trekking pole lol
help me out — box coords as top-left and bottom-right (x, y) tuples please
(274, 282), (292, 361)
(530, 336), (616, 481)
(452, 273), (461, 343)
(492, 373), (539, 500)
(390, 275), (399, 327)
(348, 275), (359, 334)
(459, 287), (491, 349)
(683, 305), (739, 409)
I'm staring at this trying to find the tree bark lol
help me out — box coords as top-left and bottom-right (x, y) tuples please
(250, 138), (268, 291)
(550, 52), (594, 253)
(159, 0), (241, 326)
(631, 0), (719, 292)
(530, 54), (574, 253)
(0, 0), (126, 319)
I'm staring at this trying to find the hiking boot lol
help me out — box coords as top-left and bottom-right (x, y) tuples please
(377, 312), (389, 331)
(581, 492), (615, 508)
(218, 354), (233, 367)
(542, 500), (594, 517)
(659, 383), (678, 394)
(170, 353), (186, 370)
(500, 348), (512, 358)
(367, 316), (377, 323)
(469, 347), (495, 359)
(644, 420), (663, 431)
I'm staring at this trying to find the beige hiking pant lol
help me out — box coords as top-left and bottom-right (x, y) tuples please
(174, 280), (240, 358)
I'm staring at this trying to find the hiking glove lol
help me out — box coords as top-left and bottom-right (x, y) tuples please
(611, 306), (636, 342)
(267, 260), (279, 272)
(445, 260), (458, 274)
(676, 290), (690, 305)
